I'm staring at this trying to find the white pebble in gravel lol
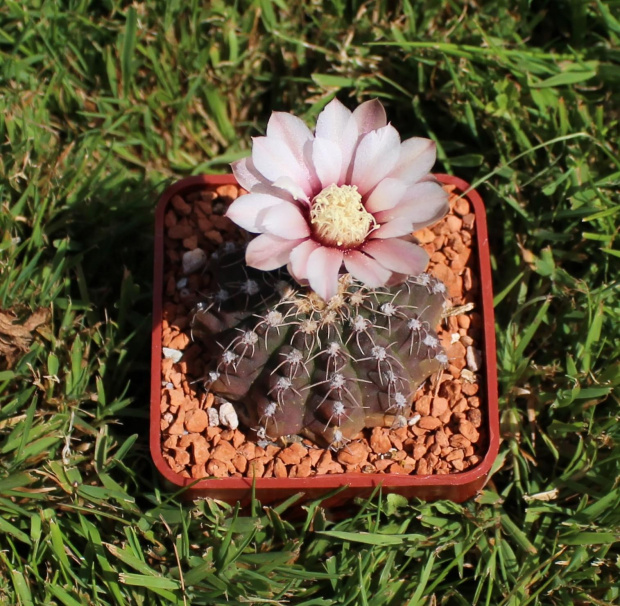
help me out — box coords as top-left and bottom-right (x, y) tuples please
(162, 347), (183, 363)
(219, 401), (239, 430)
(408, 413), (421, 426)
(466, 346), (482, 372)
(207, 408), (220, 427)
(182, 248), (207, 274)
(460, 368), (477, 383)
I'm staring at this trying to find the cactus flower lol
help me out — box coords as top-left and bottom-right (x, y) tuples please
(226, 99), (449, 301)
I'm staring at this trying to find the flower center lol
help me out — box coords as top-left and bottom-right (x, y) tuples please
(310, 184), (376, 248)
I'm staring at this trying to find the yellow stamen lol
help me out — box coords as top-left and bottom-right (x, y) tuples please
(310, 184), (376, 248)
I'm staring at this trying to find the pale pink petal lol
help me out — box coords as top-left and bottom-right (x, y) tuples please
(315, 98), (352, 140)
(267, 111), (314, 147)
(343, 250), (392, 287)
(388, 137), (436, 185)
(272, 176), (309, 202)
(338, 117), (361, 184)
(302, 139), (322, 191)
(289, 239), (321, 281)
(252, 136), (313, 197)
(369, 220), (415, 239)
(246, 234), (306, 271)
(236, 181), (295, 201)
(352, 99), (387, 134)
(267, 113), (322, 193)
(364, 178), (407, 213)
(350, 125), (401, 195)
(311, 137), (343, 188)
(231, 157), (270, 191)
(225, 193), (284, 233)
(260, 203), (311, 240)
(266, 112), (313, 171)
(362, 239), (429, 275)
(314, 100), (360, 185)
(306, 247), (344, 301)
(373, 181), (449, 229)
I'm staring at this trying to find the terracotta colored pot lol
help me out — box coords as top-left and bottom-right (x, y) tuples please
(150, 173), (499, 506)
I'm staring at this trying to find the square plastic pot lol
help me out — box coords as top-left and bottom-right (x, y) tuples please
(150, 173), (499, 506)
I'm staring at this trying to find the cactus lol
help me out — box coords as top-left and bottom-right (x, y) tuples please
(191, 243), (448, 449)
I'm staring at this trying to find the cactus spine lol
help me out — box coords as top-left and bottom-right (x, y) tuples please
(191, 245), (448, 448)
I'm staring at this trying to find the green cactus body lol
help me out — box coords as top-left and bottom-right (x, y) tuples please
(191, 245), (448, 448)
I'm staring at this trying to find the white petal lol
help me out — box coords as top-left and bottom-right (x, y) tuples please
(373, 181), (449, 229)
(338, 117), (361, 184)
(246, 234), (306, 271)
(272, 176), (309, 202)
(352, 99), (387, 134)
(350, 125), (401, 195)
(231, 157), (270, 192)
(302, 139), (322, 191)
(315, 98), (352, 140)
(388, 137), (436, 185)
(362, 239), (429, 275)
(225, 193), (283, 233)
(343, 250), (392, 287)
(236, 182), (295, 200)
(289, 239), (321, 281)
(315, 100), (360, 185)
(266, 112), (314, 178)
(252, 136), (313, 197)
(260, 203), (310, 240)
(266, 113), (321, 193)
(369, 219), (414, 239)
(267, 111), (314, 148)
(364, 178), (408, 213)
(312, 137), (343, 188)
(306, 247), (344, 301)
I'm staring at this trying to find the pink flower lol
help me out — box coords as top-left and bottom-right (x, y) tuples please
(226, 98), (449, 301)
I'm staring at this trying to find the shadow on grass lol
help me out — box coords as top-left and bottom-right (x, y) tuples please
(45, 169), (177, 492)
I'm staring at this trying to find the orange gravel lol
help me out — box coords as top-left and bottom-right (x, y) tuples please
(158, 182), (486, 479)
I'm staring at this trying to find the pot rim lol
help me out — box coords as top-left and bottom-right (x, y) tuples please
(150, 173), (499, 495)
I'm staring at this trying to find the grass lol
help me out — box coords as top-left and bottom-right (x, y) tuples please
(0, 0), (618, 603)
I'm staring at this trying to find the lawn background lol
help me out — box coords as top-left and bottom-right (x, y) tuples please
(0, 0), (618, 604)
